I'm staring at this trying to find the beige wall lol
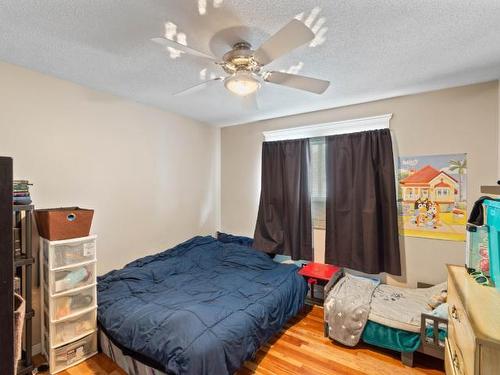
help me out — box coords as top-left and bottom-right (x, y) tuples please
(221, 81), (499, 287)
(2, 60), (499, 350)
(0, 61), (219, 347)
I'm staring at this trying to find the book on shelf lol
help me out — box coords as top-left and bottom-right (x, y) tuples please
(13, 192), (30, 197)
(13, 197), (32, 205)
(13, 182), (31, 188)
(12, 179), (32, 205)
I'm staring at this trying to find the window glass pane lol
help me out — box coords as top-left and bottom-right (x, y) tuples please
(310, 137), (326, 229)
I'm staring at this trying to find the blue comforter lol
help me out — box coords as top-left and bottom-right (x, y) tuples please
(97, 236), (307, 375)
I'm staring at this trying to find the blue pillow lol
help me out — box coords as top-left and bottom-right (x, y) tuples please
(216, 232), (254, 247)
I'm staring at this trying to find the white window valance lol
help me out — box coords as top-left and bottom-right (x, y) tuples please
(262, 114), (392, 142)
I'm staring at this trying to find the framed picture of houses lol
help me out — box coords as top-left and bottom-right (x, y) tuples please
(398, 153), (467, 241)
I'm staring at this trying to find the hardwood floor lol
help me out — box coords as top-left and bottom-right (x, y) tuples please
(237, 305), (444, 375)
(35, 305), (444, 375)
(34, 354), (126, 375)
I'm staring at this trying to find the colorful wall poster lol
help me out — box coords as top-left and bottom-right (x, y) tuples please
(398, 153), (467, 241)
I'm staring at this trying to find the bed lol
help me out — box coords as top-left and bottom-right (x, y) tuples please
(362, 282), (448, 365)
(324, 273), (448, 366)
(97, 236), (308, 375)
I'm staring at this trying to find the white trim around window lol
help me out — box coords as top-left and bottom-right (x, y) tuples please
(262, 114), (392, 142)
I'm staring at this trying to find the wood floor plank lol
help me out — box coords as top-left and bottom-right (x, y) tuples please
(263, 338), (366, 375)
(34, 305), (444, 375)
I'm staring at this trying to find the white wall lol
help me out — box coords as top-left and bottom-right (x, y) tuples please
(221, 81), (499, 288)
(0, 61), (219, 346)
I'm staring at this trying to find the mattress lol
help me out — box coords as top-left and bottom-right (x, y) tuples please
(100, 329), (167, 375)
(97, 236), (307, 375)
(368, 282), (447, 332)
(362, 320), (421, 352)
(362, 320), (448, 354)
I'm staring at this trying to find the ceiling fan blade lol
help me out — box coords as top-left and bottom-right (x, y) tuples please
(151, 37), (216, 61)
(173, 77), (224, 96)
(265, 71), (330, 94)
(241, 92), (258, 110)
(253, 19), (315, 66)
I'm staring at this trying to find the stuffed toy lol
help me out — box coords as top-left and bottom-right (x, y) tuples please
(428, 289), (447, 309)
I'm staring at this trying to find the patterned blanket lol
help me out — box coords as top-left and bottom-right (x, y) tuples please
(369, 282), (447, 332)
(324, 274), (379, 346)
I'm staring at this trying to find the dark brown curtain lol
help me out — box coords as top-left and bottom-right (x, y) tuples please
(253, 139), (313, 261)
(325, 129), (401, 275)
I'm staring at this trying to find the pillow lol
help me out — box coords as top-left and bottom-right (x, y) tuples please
(273, 254), (308, 267)
(425, 303), (448, 331)
(344, 272), (381, 286)
(432, 303), (448, 320)
(216, 231), (254, 247)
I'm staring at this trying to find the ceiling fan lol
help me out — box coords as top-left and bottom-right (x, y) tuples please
(152, 19), (330, 101)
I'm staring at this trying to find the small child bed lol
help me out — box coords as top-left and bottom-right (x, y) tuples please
(324, 273), (448, 366)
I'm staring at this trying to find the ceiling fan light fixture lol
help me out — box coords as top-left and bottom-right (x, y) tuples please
(155, 18), (330, 98)
(224, 71), (260, 96)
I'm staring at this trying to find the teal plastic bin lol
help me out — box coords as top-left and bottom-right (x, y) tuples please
(466, 224), (489, 275)
(484, 199), (500, 290)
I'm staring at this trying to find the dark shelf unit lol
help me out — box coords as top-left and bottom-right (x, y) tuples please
(14, 255), (35, 268)
(13, 204), (34, 212)
(13, 204), (34, 375)
(0, 157), (14, 375)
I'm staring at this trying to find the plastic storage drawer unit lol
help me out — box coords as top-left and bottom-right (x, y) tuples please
(40, 235), (98, 373)
(484, 199), (500, 289)
(45, 284), (96, 321)
(49, 262), (96, 295)
(42, 235), (96, 269)
(48, 332), (97, 374)
(48, 308), (97, 348)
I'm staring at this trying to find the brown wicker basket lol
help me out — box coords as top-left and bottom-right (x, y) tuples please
(35, 207), (94, 240)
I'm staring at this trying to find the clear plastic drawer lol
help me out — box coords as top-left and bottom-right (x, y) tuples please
(49, 332), (97, 373)
(50, 285), (96, 321)
(50, 262), (96, 295)
(43, 236), (96, 270)
(52, 308), (96, 347)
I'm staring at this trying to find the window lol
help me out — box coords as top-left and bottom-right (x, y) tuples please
(310, 137), (326, 229)
(262, 114), (393, 232)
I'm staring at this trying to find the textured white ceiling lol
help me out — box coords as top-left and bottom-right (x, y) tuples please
(1, 1), (500, 126)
